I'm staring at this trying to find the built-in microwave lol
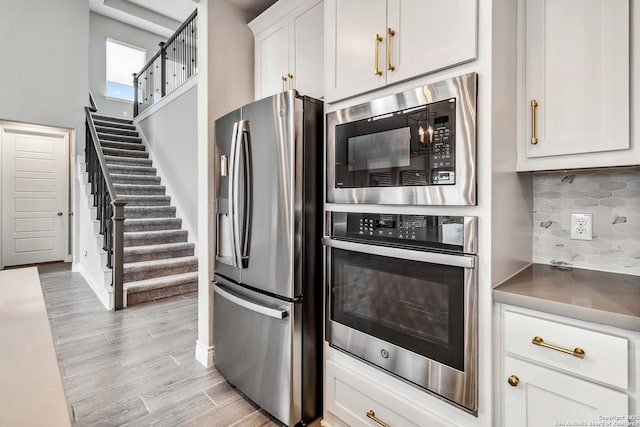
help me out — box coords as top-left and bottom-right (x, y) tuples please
(326, 72), (477, 206)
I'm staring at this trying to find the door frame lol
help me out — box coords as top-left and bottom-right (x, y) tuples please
(0, 120), (74, 269)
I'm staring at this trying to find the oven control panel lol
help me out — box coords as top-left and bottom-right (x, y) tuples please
(332, 212), (468, 252)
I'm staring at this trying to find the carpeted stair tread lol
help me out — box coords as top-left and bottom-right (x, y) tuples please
(124, 217), (182, 232)
(124, 206), (176, 218)
(114, 183), (166, 195)
(108, 165), (157, 176)
(105, 155), (152, 167)
(123, 256), (198, 282)
(93, 120), (136, 131)
(101, 140), (146, 151)
(98, 133), (142, 144)
(124, 242), (194, 263)
(95, 126), (139, 137)
(124, 271), (198, 293)
(111, 173), (161, 185)
(124, 229), (188, 246)
(102, 147), (149, 158)
(91, 114), (133, 125)
(116, 195), (170, 206)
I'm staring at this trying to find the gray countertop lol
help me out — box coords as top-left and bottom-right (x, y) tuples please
(493, 263), (640, 332)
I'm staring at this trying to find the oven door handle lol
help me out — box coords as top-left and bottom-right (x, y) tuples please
(323, 237), (475, 268)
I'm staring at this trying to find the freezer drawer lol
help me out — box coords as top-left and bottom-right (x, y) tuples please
(213, 277), (301, 426)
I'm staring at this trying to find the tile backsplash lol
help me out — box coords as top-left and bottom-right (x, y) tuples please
(533, 167), (640, 276)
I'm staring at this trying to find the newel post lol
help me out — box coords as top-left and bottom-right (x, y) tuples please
(132, 73), (139, 117)
(159, 41), (167, 97)
(112, 199), (127, 310)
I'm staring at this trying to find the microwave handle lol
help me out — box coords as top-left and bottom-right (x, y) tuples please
(323, 236), (475, 269)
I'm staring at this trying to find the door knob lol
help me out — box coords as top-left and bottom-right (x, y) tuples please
(507, 375), (519, 387)
(57, 212), (63, 216)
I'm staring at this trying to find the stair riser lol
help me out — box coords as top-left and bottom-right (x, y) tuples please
(124, 233), (188, 247)
(101, 141), (146, 151)
(106, 158), (153, 167)
(126, 281), (197, 307)
(95, 127), (139, 137)
(124, 262), (197, 282)
(115, 186), (166, 196)
(112, 176), (161, 185)
(124, 208), (176, 219)
(92, 115), (133, 125)
(98, 134), (142, 144)
(124, 248), (194, 263)
(102, 148), (149, 159)
(108, 167), (157, 176)
(93, 121), (136, 131)
(124, 221), (181, 232)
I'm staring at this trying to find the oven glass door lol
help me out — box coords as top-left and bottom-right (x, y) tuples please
(330, 247), (465, 371)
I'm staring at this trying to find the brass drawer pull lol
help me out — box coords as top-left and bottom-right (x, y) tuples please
(281, 75), (288, 92)
(530, 99), (538, 144)
(386, 28), (395, 71)
(374, 34), (383, 75)
(532, 336), (585, 358)
(507, 374), (519, 387)
(366, 409), (391, 427)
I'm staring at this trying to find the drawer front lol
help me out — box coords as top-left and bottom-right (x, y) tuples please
(503, 310), (628, 389)
(325, 360), (454, 427)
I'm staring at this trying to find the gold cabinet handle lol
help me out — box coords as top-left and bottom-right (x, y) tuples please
(374, 34), (383, 75)
(288, 73), (294, 90)
(387, 28), (395, 71)
(282, 75), (288, 92)
(507, 375), (519, 387)
(532, 336), (585, 358)
(530, 99), (538, 144)
(366, 410), (391, 427)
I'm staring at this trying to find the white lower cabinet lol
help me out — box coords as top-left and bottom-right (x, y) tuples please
(504, 356), (628, 427)
(325, 360), (455, 427)
(499, 305), (636, 427)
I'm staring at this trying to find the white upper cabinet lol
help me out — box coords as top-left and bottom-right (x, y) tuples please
(386, 0), (477, 85)
(325, 0), (477, 103)
(517, 0), (637, 171)
(249, 0), (324, 100)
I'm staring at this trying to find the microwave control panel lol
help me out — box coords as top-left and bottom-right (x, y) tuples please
(331, 212), (465, 251)
(427, 99), (456, 185)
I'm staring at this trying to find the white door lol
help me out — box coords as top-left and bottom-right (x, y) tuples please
(325, 0), (387, 102)
(386, 0), (477, 85)
(504, 356), (628, 427)
(291, 0), (324, 98)
(523, 0), (629, 158)
(255, 19), (290, 99)
(1, 125), (69, 267)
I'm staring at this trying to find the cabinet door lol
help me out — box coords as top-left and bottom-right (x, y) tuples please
(291, 0), (324, 98)
(504, 356), (628, 427)
(386, 0), (477, 85)
(255, 20), (290, 99)
(325, 0), (387, 102)
(523, 0), (629, 159)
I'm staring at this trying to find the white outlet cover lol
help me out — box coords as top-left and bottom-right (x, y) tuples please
(570, 213), (593, 240)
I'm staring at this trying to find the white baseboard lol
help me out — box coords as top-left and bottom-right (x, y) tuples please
(195, 340), (214, 368)
(75, 263), (113, 310)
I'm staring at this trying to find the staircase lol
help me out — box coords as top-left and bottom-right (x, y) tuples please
(91, 113), (198, 307)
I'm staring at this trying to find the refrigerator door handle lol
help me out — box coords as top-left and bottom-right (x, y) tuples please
(213, 284), (289, 319)
(228, 121), (241, 268)
(239, 120), (252, 267)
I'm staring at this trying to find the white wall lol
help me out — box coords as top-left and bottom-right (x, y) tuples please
(136, 79), (198, 245)
(0, 0), (89, 270)
(89, 12), (165, 118)
(196, 0), (255, 367)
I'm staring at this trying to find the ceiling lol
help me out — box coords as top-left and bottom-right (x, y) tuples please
(90, 0), (278, 37)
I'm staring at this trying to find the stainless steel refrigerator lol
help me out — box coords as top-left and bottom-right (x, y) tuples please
(213, 91), (322, 427)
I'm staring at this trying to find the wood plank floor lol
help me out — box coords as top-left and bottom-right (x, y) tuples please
(40, 269), (282, 426)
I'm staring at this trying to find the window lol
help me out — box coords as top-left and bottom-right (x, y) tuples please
(106, 39), (146, 101)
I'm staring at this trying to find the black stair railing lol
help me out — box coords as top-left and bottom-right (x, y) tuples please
(133, 9), (197, 117)
(86, 91), (127, 310)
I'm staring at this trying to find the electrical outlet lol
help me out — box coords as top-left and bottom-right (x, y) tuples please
(570, 213), (593, 240)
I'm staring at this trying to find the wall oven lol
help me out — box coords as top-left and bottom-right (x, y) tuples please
(326, 72), (477, 206)
(324, 211), (478, 414)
